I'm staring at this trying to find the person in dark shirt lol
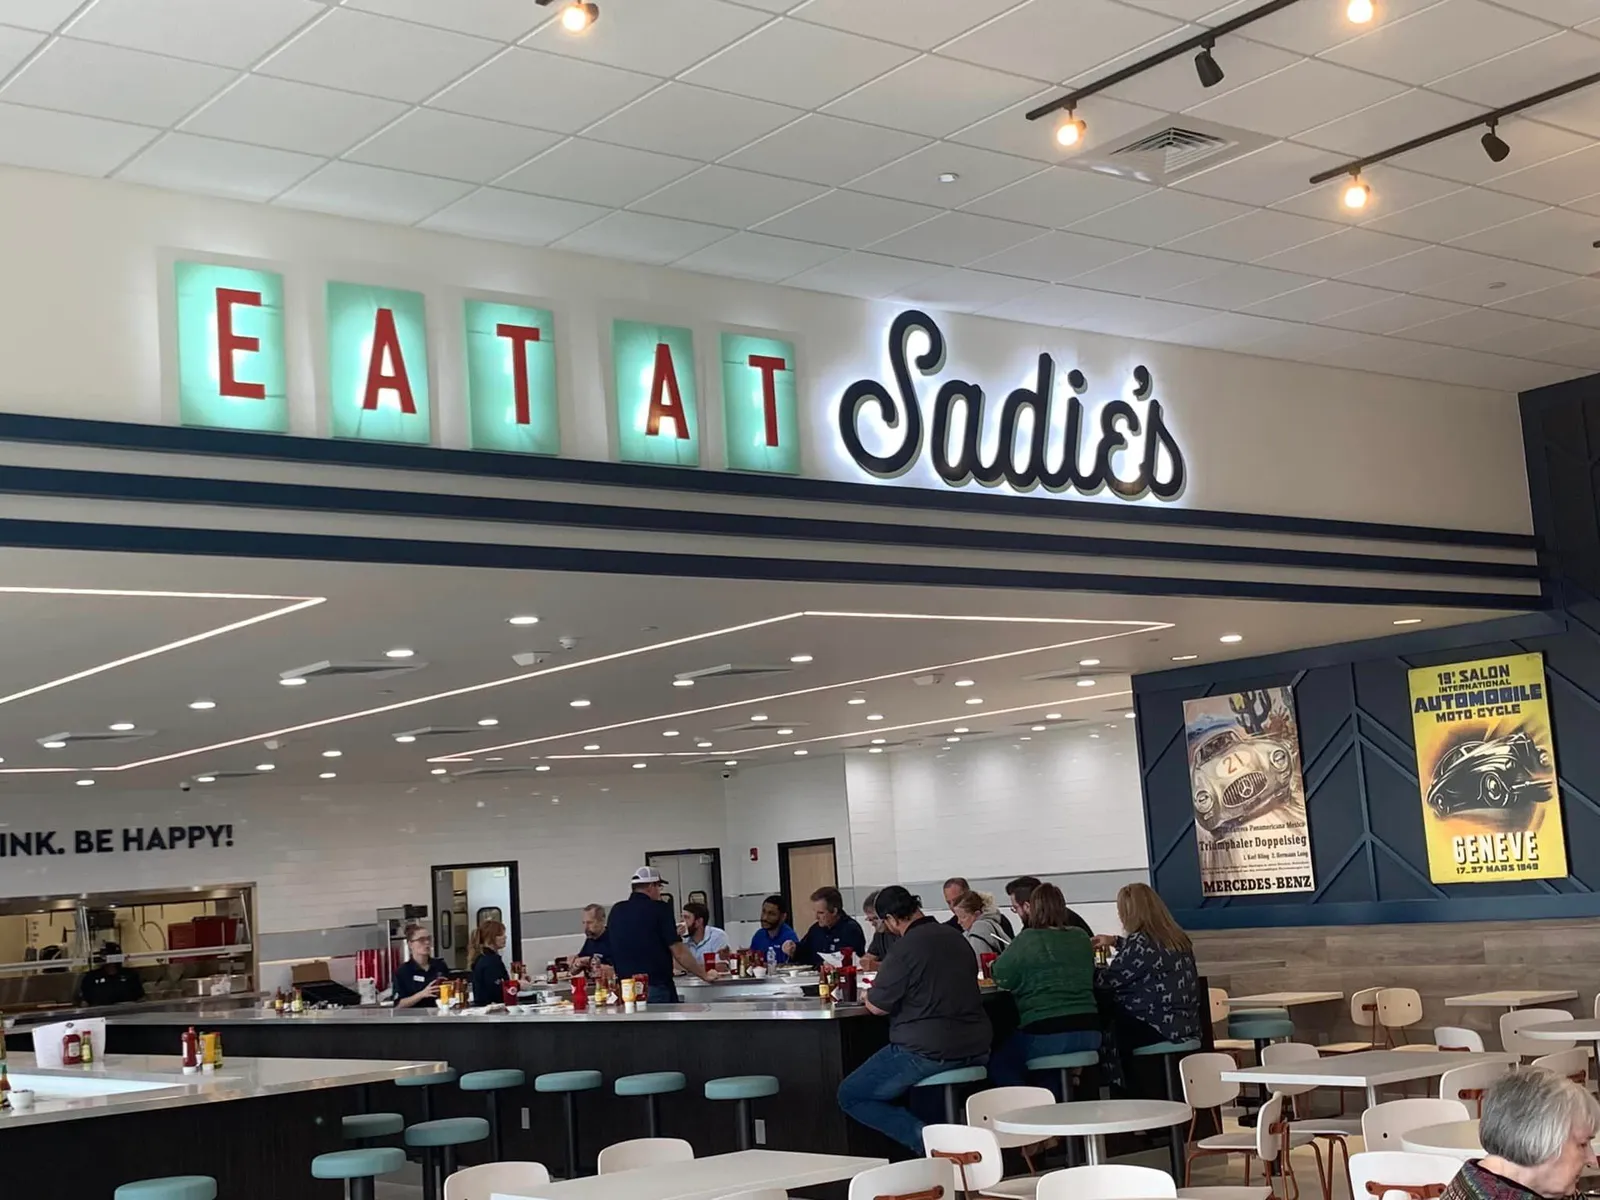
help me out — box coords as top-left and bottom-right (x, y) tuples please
(572, 903), (611, 971)
(941, 877), (1015, 938)
(392, 924), (451, 1009)
(469, 917), (511, 1006)
(78, 943), (145, 1007)
(861, 890), (899, 968)
(837, 886), (991, 1151)
(784, 886), (866, 965)
(1006, 875), (1093, 936)
(606, 866), (714, 1003)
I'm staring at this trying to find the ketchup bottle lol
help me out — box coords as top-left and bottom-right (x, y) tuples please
(181, 1026), (199, 1074)
(62, 1028), (82, 1066)
(571, 974), (589, 1012)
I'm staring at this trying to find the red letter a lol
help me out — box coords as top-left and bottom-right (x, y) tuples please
(362, 307), (416, 413)
(646, 342), (690, 439)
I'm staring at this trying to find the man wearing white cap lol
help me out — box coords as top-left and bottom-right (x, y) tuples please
(606, 866), (716, 1003)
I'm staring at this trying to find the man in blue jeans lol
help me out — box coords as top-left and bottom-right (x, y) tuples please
(838, 885), (991, 1152)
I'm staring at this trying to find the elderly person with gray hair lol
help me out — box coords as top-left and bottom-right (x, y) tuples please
(1441, 1067), (1600, 1199)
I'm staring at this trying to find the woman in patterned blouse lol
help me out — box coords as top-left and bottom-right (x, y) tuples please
(1093, 883), (1201, 1084)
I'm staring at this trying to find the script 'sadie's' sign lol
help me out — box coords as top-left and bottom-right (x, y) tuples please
(172, 263), (1186, 501)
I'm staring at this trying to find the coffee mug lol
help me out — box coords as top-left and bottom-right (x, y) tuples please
(11, 1089), (35, 1111)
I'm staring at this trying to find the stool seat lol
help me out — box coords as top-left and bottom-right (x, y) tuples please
(1229, 1020), (1294, 1041)
(343, 1112), (404, 1139)
(1229, 1008), (1290, 1021)
(312, 1147), (407, 1180)
(705, 1075), (781, 1101)
(1027, 1051), (1100, 1071)
(1132, 1039), (1203, 1057)
(535, 1069), (603, 1093)
(461, 1068), (526, 1092)
(115, 1179), (218, 1200)
(405, 1116), (491, 1148)
(398, 1067), (457, 1087)
(616, 1071), (687, 1097)
(914, 1065), (989, 1087)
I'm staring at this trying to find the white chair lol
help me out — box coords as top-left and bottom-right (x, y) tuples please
(967, 1086), (1056, 1171)
(1502, 1008), (1574, 1059)
(596, 1137), (694, 1175)
(1210, 989), (1254, 1056)
(1433, 1026), (1484, 1053)
(849, 1157), (958, 1200)
(713, 1192), (787, 1200)
(1376, 988), (1427, 1049)
(1037, 1164), (1175, 1199)
(1360, 1098), (1470, 1151)
(1323, 986), (1384, 1055)
(1347, 1151), (1459, 1199)
(922, 1123), (1036, 1199)
(1261, 1043), (1357, 1200)
(1184, 1090), (1314, 1197)
(1533, 1046), (1591, 1088)
(1439, 1058), (1515, 1116)
(1593, 993), (1600, 1021)
(444, 1162), (551, 1200)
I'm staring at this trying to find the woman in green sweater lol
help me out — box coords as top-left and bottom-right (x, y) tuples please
(987, 882), (1102, 1088)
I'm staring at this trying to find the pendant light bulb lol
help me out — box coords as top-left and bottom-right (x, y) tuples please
(1347, 0), (1374, 22)
(1342, 175), (1370, 211)
(1055, 111), (1086, 148)
(560, 1), (598, 32)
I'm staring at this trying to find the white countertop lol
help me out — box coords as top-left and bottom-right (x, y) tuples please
(0, 1052), (446, 1128)
(1401, 1120), (1484, 1161)
(1222, 1050), (1509, 1089)
(491, 1150), (887, 1200)
(1226, 992), (1343, 1007)
(1444, 991), (1579, 1008)
(991, 1100), (1192, 1137)
(108, 999), (873, 1025)
(1519, 1018), (1600, 1041)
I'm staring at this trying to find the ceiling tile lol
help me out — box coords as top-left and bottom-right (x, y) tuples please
(181, 76), (406, 157)
(1387, 343), (1560, 391)
(1245, 323), (1384, 366)
(418, 187), (609, 245)
(585, 82), (801, 161)
(2, 38), (232, 126)
(1066, 190), (1252, 246)
(1104, 35), (1300, 114)
(850, 142), (1040, 207)
(755, 188), (940, 246)
(1363, 188), (1547, 243)
(961, 166), (1152, 226)
(1386, 116), (1590, 186)
(551, 210), (733, 264)
(1323, 0), (1558, 85)
(1414, 259), (1577, 305)
(784, 250), (943, 299)
(1399, 306), (1546, 349)
(824, 54), (1038, 139)
(951, 92), (1169, 163)
(1164, 208), (1344, 263)
(1484, 144), (1600, 205)
(66, 0), (324, 68)
(1449, 205), (1600, 271)
(940, 0), (1184, 85)
(1295, 88), (1486, 156)
(969, 231), (1139, 283)
(343, 0), (543, 41)
(630, 164), (825, 227)
(2, 0), (82, 32)
(522, 0), (771, 77)
(1493, 0), (1600, 25)
(896, 268), (1046, 314)
(981, 284), (1119, 328)
(1321, 291), (1473, 333)
(789, 0), (1018, 50)
(1557, 304), (1600, 331)
(1338, 243), (1497, 290)
(1241, 279), (1401, 322)
(345, 110), (560, 184)
(1428, 30), (1600, 105)
(1490, 276), (1600, 319)
(672, 232), (842, 282)
(499, 138), (699, 206)
(258, 8), (500, 103)
(1472, 317), (1599, 358)
(865, 210), (1043, 266)
(1160, 263), (1320, 307)
(1253, 227), (1427, 277)
(1184, 59), (1410, 140)
(1522, 81), (1600, 138)
(1065, 248), (1231, 296)
(721, 114), (927, 187)
(1238, 0), (1447, 55)
(116, 131), (319, 200)
(1173, 140), (1334, 206)
(0, 26), (45, 78)
(1163, 310), (1295, 351)
(430, 48), (657, 134)
(1270, 164), (1461, 223)
(274, 160), (473, 224)
(0, 101), (154, 175)
(678, 19), (915, 109)
(1541, 333), (1600, 371)
(1065, 293), (1216, 339)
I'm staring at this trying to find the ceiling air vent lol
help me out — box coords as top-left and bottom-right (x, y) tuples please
(393, 726), (477, 740)
(38, 729), (155, 747)
(449, 765), (543, 778)
(1065, 116), (1269, 185)
(190, 769), (264, 782)
(1025, 666), (1099, 683)
(712, 720), (810, 734)
(675, 663), (793, 684)
(1114, 126), (1235, 174)
(282, 660), (427, 683)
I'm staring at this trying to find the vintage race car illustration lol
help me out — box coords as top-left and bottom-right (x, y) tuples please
(1190, 726), (1298, 835)
(1426, 732), (1551, 816)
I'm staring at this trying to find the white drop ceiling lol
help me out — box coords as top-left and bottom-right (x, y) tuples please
(4, 0), (1600, 390)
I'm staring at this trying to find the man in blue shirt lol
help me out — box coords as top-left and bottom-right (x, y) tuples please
(606, 866), (714, 1003)
(572, 903), (611, 972)
(786, 885), (867, 964)
(681, 901), (729, 958)
(749, 894), (798, 964)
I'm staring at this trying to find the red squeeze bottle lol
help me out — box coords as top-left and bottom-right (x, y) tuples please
(182, 1026), (199, 1072)
(62, 1029), (82, 1066)
(571, 975), (588, 1012)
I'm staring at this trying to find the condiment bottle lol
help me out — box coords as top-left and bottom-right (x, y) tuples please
(181, 1026), (199, 1074)
(571, 974), (588, 1012)
(79, 1027), (94, 1065)
(0, 1062), (10, 1110)
(620, 976), (638, 1013)
(840, 947), (858, 1004)
(62, 1028), (82, 1066)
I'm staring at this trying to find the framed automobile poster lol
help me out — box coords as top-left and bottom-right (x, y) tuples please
(1183, 686), (1314, 897)
(1409, 652), (1566, 884)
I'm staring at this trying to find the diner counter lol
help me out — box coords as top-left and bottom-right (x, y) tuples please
(106, 997), (874, 1025)
(4, 990), (264, 1028)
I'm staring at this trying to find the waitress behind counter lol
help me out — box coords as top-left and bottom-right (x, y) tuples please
(469, 918), (510, 1006)
(392, 923), (451, 1009)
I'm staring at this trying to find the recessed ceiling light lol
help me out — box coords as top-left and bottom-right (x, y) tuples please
(1076, 679), (1096, 688)
(1047, 712), (1063, 720)
(1078, 659), (1101, 667)
(395, 735), (417, 744)
(431, 768), (448, 775)
(196, 775), (216, 784)
(256, 763), (275, 772)
(536, 764), (551, 772)
(108, 722), (135, 732)
(385, 648), (414, 659)
(322, 750), (342, 759)
(508, 615), (540, 626)
(946, 736), (961, 743)
(868, 747), (883, 754)
(189, 699), (216, 710)
(965, 697), (983, 705)
(42, 740), (65, 749)
(551, 797), (560, 804)
(319, 772), (337, 780)
(632, 762), (646, 769)
(1172, 654), (1198, 662)
(76, 778), (95, 787)
(789, 654), (813, 663)
(1020, 736), (1032, 741)
(793, 749), (808, 756)
(1219, 634), (1243, 644)
(1032, 725), (1046, 732)
(724, 759), (738, 766)
(487, 757), (503, 762)
(1090, 733), (1100, 739)
(870, 738), (886, 745)
(696, 741), (713, 749)
(954, 679), (975, 688)
(1125, 712), (1136, 720)
(937, 171), (959, 183)
(1393, 618), (1423, 626)
(777, 728), (794, 736)
(1347, 0), (1374, 22)
(478, 718), (500, 727)
(279, 677), (307, 687)
(953, 727), (969, 734)
(570, 699), (591, 708)
(847, 697), (866, 705)
(750, 714), (768, 722)
(673, 679), (695, 688)
(866, 713), (884, 721)
(663, 730), (680, 737)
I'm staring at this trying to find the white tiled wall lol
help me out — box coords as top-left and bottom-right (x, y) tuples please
(723, 756), (853, 901)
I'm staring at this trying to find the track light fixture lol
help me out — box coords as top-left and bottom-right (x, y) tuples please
(1055, 110), (1086, 148)
(1342, 174), (1370, 210)
(1194, 41), (1225, 89)
(1480, 119), (1510, 164)
(536, 0), (598, 33)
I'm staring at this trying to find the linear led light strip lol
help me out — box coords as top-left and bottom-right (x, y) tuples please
(434, 619), (1169, 761)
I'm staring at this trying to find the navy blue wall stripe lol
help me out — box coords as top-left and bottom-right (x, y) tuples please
(0, 464), (1542, 584)
(0, 412), (1536, 551)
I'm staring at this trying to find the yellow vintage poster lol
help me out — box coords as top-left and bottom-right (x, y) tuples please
(1409, 652), (1566, 884)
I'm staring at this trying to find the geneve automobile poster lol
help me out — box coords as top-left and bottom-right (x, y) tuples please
(1409, 652), (1567, 884)
(1183, 686), (1314, 897)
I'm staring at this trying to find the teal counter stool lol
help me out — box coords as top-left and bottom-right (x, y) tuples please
(535, 1069), (603, 1179)
(1026, 1050), (1100, 1166)
(343, 1112), (404, 1144)
(912, 1065), (987, 1126)
(615, 1071), (686, 1138)
(114, 1179), (217, 1200)
(312, 1146), (406, 1200)
(405, 1116), (489, 1200)
(398, 1066), (458, 1123)
(460, 1069), (526, 1161)
(704, 1075), (780, 1151)
(1132, 1038), (1203, 1179)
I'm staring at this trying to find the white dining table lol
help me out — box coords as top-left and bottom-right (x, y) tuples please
(1225, 992), (1343, 1007)
(1222, 1049), (1508, 1108)
(489, 1150), (888, 1200)
(1444, 990), (1579, 1010)
(991, 1099), (1192, 1166)
(1403, 1118), (1600, 1162)
(1520, 1018), (1600, 1042)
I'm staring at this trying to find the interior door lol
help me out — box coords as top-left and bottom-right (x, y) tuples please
(782, 841), (838, 929)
